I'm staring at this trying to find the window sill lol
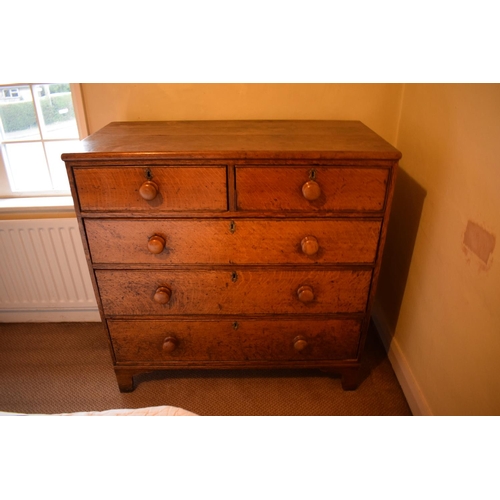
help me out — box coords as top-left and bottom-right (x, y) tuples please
(0, 196), (75, 217)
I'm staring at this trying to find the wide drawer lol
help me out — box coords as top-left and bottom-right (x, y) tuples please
(236, 166), (389, 212)
(85, 218), (382, 265)
(108, 318), (361, 363)
(73, 166), (227, 212)
(95, 269), (372, 316)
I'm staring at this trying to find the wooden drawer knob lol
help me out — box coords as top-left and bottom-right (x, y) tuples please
(293, 335), (308, 352)
(302, 180), (321, 201)
(301, 235), (319, 255)
(297, 285), (314, 303)
(162, 336), (178, 353)
(147, 235), (166, 254)
(154, 286), (171, 304)
(139, 180), (159, 201)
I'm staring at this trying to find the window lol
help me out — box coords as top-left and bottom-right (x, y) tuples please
(2, 88), (19, 99)
(0, 83), (87, 201)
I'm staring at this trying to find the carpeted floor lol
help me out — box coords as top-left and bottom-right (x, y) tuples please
(0, 320), (412, 416)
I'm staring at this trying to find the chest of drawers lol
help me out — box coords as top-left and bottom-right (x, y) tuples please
(63, 120), (401, 392)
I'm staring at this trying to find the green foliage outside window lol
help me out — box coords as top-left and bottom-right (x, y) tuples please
(0, 94), (75, 133)
(41, 94), (76, 125)
(48, 84), (71, 94)
(0, 101), (37, 133)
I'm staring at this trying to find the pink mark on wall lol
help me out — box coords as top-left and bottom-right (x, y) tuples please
(462, 220), (496, 270)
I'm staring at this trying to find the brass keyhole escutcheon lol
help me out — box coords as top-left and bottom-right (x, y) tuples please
(229, 221), (236, 233)
(231, 271), (238, 282)
(309, 169), (317, 181)
(233, 322), (239, 330)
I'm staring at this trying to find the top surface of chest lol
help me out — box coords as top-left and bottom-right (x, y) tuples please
(62, 120), (401, 161)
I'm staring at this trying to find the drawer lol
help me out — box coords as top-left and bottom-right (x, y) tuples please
(85, 218), (382, 265)
(95, 269), (372, 316)
(236, 166), (389, 212)
(73, 166), (227, 212)
(108, 318), (362, 363)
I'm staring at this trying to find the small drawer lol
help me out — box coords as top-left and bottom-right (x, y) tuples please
(73, 166), (227, 212)
(108, 318), (362, 363)
(95, 268), (372, 316)
(85, 218), (382, 265)
(236, 166), (389, 212)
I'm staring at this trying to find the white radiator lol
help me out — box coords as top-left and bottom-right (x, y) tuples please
(0, 218), (100, 322)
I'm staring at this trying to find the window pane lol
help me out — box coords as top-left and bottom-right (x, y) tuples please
(4, 142), (51, 192)
(45, 140), (82, 191)
(34, 84), (79, 140)
(0, 86), (41, 141)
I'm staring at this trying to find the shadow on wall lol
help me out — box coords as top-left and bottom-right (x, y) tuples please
(374, 167), (427, 340)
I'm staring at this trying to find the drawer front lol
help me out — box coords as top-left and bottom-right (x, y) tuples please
(73, 167), (227, 212)
(236, 167), (389, 212)
(109, 318), (361, 363)
(95, 269), (372, 316)
(85, 219), (382, 265)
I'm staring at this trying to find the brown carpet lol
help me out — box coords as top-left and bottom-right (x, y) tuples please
(0, 320), (412, 416)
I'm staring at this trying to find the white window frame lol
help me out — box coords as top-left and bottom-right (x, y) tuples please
(0, 83), (88, 213)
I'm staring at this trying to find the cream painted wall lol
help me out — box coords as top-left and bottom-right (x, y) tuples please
(81, 84), (403, 145)
(376, 84), (500, 415)
(79, 82), (500, 414)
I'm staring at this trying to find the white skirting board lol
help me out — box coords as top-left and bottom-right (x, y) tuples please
(0, 218), (100, 322)
(372, 304), (433, 416)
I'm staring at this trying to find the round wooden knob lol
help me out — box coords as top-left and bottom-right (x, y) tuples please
(293, 335), (308, 352)
(147, 235), (166, 254)
(301, 235), (319, 255)
(154, 286), (171, 304)
(302, 180), (321, 201)
(139, 180), (159, 201)
(297, 285), (314, 303)
(162, 336), (178, 353)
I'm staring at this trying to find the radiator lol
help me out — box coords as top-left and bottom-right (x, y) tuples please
(0, 218), (100, 322)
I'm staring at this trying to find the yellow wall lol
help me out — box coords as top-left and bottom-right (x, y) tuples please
(80, 83), (499, 414)
(81, 83), (403, 144)
(376, 84), (500, 415)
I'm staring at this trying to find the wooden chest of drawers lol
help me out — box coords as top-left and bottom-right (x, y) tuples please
(63, 120), (401, 392)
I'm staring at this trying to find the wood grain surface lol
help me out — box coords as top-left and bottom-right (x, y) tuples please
(62, 120), (402, 161)
(85, 218), (382, 265)
(73, 166), (227, 212)
(108, 318), (361, 362)
(95, 269), (372, 316)
(236, 166), (388, 212)
(63, 120), (401, 392)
